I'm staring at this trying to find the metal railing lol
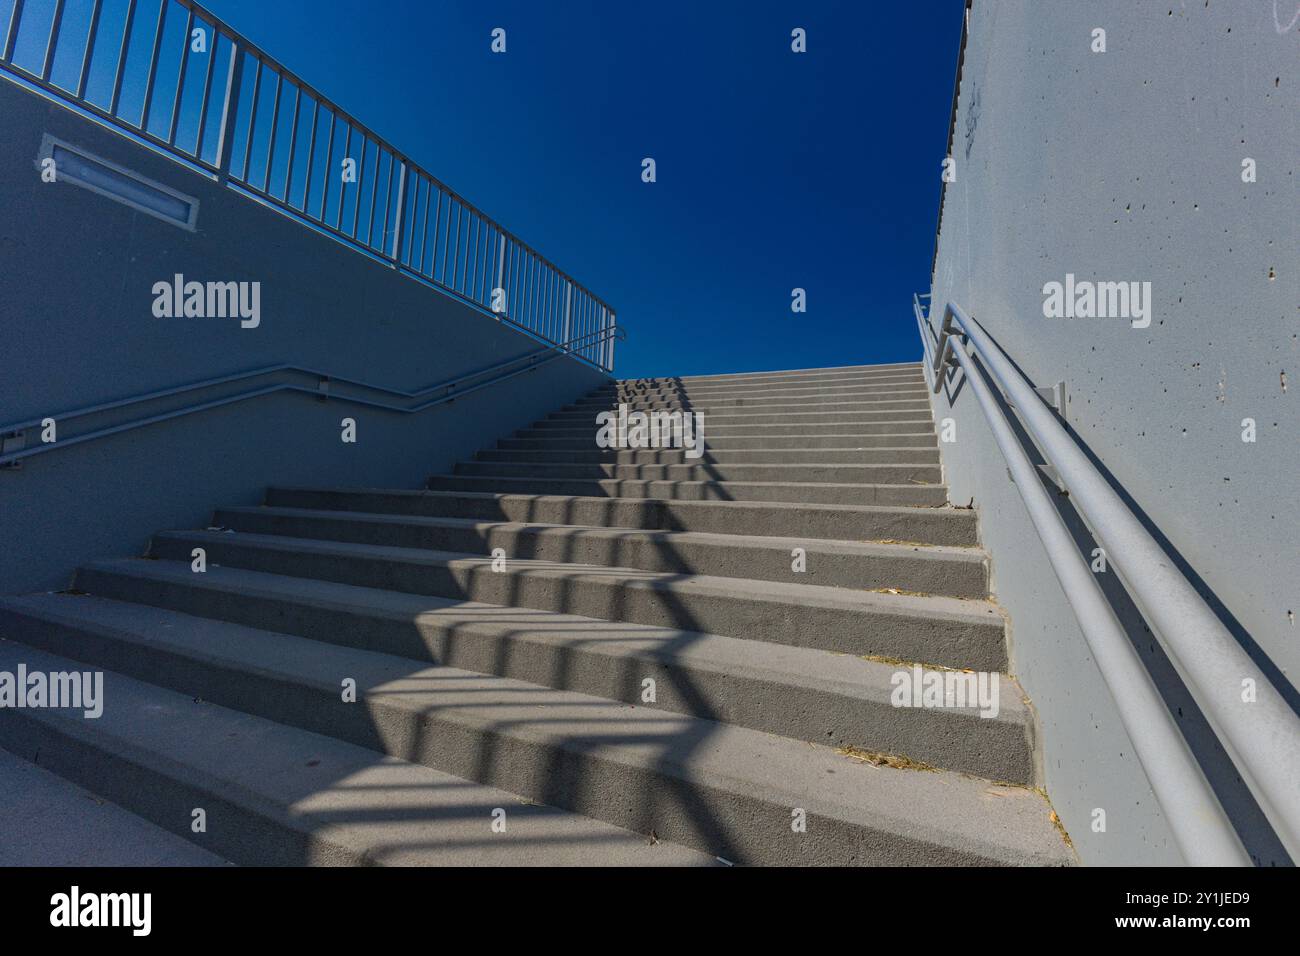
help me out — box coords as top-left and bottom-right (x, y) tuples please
(0, 0), (617, 370)
(916, 294), (1300, 866)
(0, 324), (622, 469)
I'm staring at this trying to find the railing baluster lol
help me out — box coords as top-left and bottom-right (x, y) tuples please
(300, 98), (318, 213)
(192, 18), (219, 160)
(282, 82), (301, 202)
(3, 0), (25, 63)
(40, 0), (65, 81)
(107, 0), (135, 114)
(166, 6), (193, 144)
(417, 175), (432, 275)
(316, 107), (335, 220)
(261, 69), (282, 193)
(349, 134), (367, 239)
(390, 161), (406, 263)
(138, 0), (169, 130)
(237, 59), (264, 180)
(214, 38), (242, 179)
(332, 122), (351, 230)
(75, 0), (102, 97)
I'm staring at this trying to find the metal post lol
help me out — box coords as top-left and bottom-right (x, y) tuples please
(391, 161), (407, 264)
(214, 42), (243, 181)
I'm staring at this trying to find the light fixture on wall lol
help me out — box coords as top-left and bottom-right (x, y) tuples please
(36, 134), (200, 231)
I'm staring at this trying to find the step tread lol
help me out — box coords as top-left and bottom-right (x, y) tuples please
(270, 486), (974, 521)
(215, 505), (985, 559)
(0, 638), (713, 867)
(0, 596), (1065, 865)
(153, 529), (998, 626)
(0, 746), (229, 867)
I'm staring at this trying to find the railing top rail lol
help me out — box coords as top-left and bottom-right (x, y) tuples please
(160, 0), (616, 312)
(920, 294), (1300, 865)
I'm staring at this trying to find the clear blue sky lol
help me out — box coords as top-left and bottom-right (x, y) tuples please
(201, 0), (963, 378)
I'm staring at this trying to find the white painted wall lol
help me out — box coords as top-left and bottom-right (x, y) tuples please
(928, 0), (1297, 865)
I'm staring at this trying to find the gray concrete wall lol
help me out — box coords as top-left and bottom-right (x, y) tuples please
(0, 78), (608, 595)
(928, 1), (1297, 865)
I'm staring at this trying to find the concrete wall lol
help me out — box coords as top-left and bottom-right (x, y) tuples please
(928, 1), (1297, 865)
(0, 78), (608, 595)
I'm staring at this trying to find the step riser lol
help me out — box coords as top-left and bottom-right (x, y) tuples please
(612, 371), (925, 390)
(0, 607), (1014, 866)
(0, 705), (339, 866)
(146, 535), (1006, 669)
(212, 508), (988, 598)
(425, 475), (948, 506)
(571, 391), (931, 410)
(533, 410), (934, 427)
(617, 363), (921, 382)
(265, 489), (980, 546)
(477, 448), (942, 465)
(451, 462), (943, 484)
(605, 380), (926, 399)
(564, 398), (932, 415)
(55, 571), (1031, 782)
(516, 421), (935, 438)
(498, 434), (939, 450)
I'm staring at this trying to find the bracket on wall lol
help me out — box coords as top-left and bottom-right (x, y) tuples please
(1033, 381), (1067, 492)
(1035, 380), (1067, 416)
(316, 377), (330, 401)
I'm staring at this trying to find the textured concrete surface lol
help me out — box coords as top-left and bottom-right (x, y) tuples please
(0, 601), (1062, 865)
(266, 487), (980, 544)
(144, 530), (1007, 668)
(35, 565), (1031, 782)
(0, 643), (714, 867)
(209, 505), (990, 596)
(0, 747), (228, 867)
(928, 1), (1298, 864)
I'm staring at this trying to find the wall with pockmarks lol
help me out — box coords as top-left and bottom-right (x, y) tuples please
(928, 0), (1297, 865)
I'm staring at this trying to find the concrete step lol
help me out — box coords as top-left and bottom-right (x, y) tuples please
(568, 390), (931, 411)
(211, 505), (989, 597)
(532, 409), (934, 428)
(605, 379), (927, 401)
(0, 639), (712, 866)
(0, 598), (1064, 864)
(450, 461), (943, 485)
(145, 530), (1007, 668)
(46, 564), (1032, 781)
(563, 397), (932, 415)
(425, 473), (947, 506)
(613, 363), (924, 387)
(476, 447), (942, 465)
(543, 405), (934, 425)
(515, 421), (934, 438)
(265, 488), (981, 546)
(0, 746), (229, 866)
(498, 433), (939, 451)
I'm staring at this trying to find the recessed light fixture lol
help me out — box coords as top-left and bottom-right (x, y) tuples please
(36, 134), (200, 231)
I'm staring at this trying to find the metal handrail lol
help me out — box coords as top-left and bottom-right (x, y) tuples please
(0, 0), (617, 369)
(917, 295), (1300, 865)
(0, 324), (622, 469)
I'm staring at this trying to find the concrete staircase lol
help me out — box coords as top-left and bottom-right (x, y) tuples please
(0, 361), (1073, 865)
